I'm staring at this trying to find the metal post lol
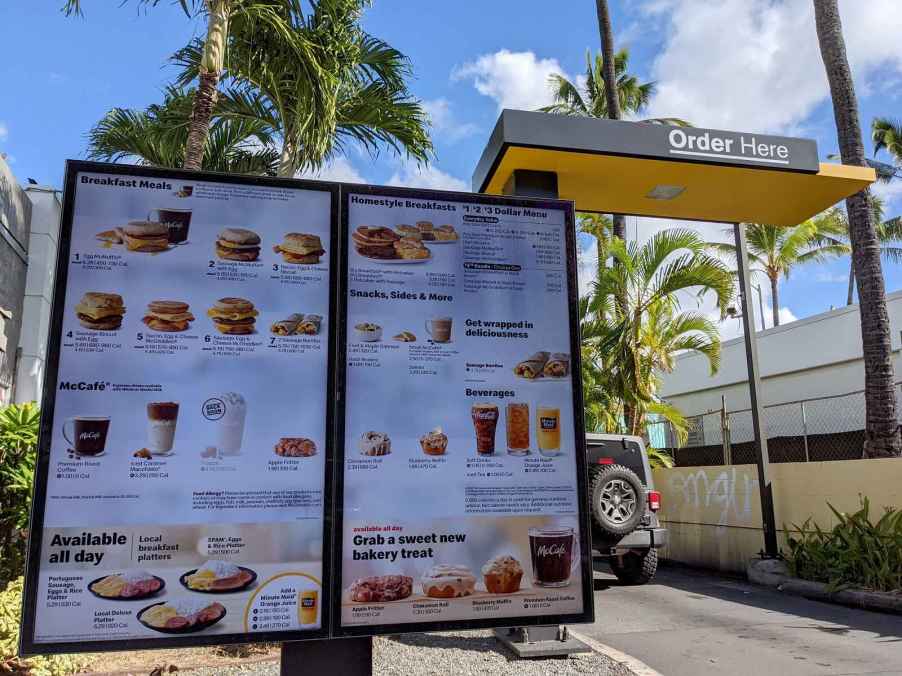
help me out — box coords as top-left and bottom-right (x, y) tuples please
(800, 401), (810, 463)
(721, 395), (731, 466)
(733, 223), (779, 557)
(753, 284), (766, 332)
(281, 637), (372, 676)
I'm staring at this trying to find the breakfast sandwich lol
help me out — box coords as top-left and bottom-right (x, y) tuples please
(352, 226), (400, 259)
(416, 220), (436, 241)
(215, 228), (261, 262)
(74, 292), (126, 330)
(435, 224), (459, 241)
(123, 221), (169, 252)
(143, 300), (195, 332)
(207, 297), (258, 335)
(273, 233), (325, 264)
(395, 224), (421, 240)
(393, 236), (430, 260)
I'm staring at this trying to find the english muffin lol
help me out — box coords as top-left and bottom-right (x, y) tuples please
(215, 228), (261, 262)
(207, 297), (258, 335)
(123, 221), (169, 252)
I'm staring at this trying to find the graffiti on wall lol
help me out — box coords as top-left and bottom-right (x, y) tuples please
(667, 467), (759, 529)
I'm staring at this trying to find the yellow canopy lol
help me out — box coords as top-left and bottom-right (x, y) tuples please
(474, 111), (875, 226)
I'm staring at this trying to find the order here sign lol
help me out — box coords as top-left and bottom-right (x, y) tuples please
(20, 161), (593, 655)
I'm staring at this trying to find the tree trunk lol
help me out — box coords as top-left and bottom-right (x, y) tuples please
(182, 1), (230, 171)
(277, 138), (296, 178)
(769, 274), (780, 327)
(846, 258), (855, 305)
(814, 0), (901, 457)
(612, 213), (626, 240)
(183, 71), (219, 171)
(595, 0), (621, 120)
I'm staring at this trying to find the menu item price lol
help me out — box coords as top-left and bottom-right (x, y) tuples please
(75, 292), (126, 331)
(215, 228), (261, 262)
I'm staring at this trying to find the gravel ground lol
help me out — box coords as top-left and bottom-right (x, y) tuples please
(174, 631), (633, 676)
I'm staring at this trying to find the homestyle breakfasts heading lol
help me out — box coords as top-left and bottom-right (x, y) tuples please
(22, 164), (590, 654)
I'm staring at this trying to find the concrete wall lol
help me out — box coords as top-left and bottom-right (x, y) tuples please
(0, 156), (31, 405)
(15, 186), (61, 404)
(659, 292), (902, 418)
(652, 459), (902, 573)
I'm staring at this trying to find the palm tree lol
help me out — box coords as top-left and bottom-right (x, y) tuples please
(588, 229), (733, 437)
(172, 0), (431, 176)
(540, 47), (689, 242)
(814, 0), (900, 457)
(64, 0), (329, 172)
(87, 87), (280, 175)
(708, 218), (848, 327)
(817, 198), (902, 305)
(872, 117), (902, 177)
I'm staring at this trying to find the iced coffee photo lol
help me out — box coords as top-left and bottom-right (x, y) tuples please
(146, 402), (178, 456)
(471, 403), (499, 455)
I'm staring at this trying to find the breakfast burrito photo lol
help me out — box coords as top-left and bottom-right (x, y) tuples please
(543, 352), (570, 378)
(270, 313), (304, 336)
(513, 351), (550, 379)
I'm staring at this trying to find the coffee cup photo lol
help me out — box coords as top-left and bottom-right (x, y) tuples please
(424, 317), (452, 343)
(62, 416), (110, 456)
(148, 208), (192, 244)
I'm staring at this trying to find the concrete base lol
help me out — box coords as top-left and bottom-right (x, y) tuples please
(494, 625), (592, 658)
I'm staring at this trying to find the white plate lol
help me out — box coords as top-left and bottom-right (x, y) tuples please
(515, 375), (570, 383)
(360, 254), (432, 264)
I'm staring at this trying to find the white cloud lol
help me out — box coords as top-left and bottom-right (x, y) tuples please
(0, 122), (8, 141)
(816, 271), (849, 284)
(387, 163), (468, 192)
(871, 177), (902, 211)
(643, 0), (902, 134)
(452, 50), (567, 112)
(422, 98), (479, 142)
(299, 157), (366, 184)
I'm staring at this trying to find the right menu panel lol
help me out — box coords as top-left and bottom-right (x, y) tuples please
(337, 186), (591, 634)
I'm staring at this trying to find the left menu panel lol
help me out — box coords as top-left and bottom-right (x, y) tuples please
(22, 163), (337, 653)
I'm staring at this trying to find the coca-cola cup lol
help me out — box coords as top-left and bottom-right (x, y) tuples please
(529, 526), (579, 588)
(62, 416), (110, 456)
(471, 403), (499, 455)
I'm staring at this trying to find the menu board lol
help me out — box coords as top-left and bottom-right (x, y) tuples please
(335, 186), (592, 635)
(22, 162), (336, 653)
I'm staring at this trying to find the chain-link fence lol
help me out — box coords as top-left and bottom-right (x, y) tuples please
(647, 383), (902, 466)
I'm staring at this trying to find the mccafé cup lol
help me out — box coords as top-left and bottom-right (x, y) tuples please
(63, 416), (110, 456)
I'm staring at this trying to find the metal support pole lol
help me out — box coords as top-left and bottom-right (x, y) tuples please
(753, 284), (766, 332)
(281, 636), (372, 676)
(733, 223), (779, 557)
(800, 401), (810, 463)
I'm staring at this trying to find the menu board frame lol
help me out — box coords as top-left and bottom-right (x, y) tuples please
(332, 183), (593, 637)
(20, 161), (340, 654)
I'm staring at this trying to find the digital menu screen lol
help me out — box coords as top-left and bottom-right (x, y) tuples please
(335, 186), (592, 634)
(22, 163), (337, 652)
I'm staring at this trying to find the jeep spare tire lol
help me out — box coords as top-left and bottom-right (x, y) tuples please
(590, 465), (646, 537)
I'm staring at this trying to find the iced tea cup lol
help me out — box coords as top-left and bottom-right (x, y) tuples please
(536, 406), (561, 457)
(506, 402), (530, 455)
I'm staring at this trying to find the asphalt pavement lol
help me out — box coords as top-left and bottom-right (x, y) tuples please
(581, 560), (902, 676)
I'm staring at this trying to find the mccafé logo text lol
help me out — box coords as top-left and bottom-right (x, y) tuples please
(668, 128), (790, 164)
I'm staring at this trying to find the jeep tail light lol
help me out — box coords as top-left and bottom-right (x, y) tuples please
(647, 490), (661, 511)
(596, 457), (614, 465)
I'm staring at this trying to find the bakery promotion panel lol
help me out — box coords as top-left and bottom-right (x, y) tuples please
(24, 163), (335, 651)
(338, 187), (590, 632)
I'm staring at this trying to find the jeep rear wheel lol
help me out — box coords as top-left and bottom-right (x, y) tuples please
(610, 548), (658, 585)
(590, 464), (646, 537)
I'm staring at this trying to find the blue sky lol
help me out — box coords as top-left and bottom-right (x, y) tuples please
(1, 1), (900, 333)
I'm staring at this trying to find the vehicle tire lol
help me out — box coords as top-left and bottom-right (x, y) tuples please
(590, 464), (646, 537)
(610, 548), (658, 585)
